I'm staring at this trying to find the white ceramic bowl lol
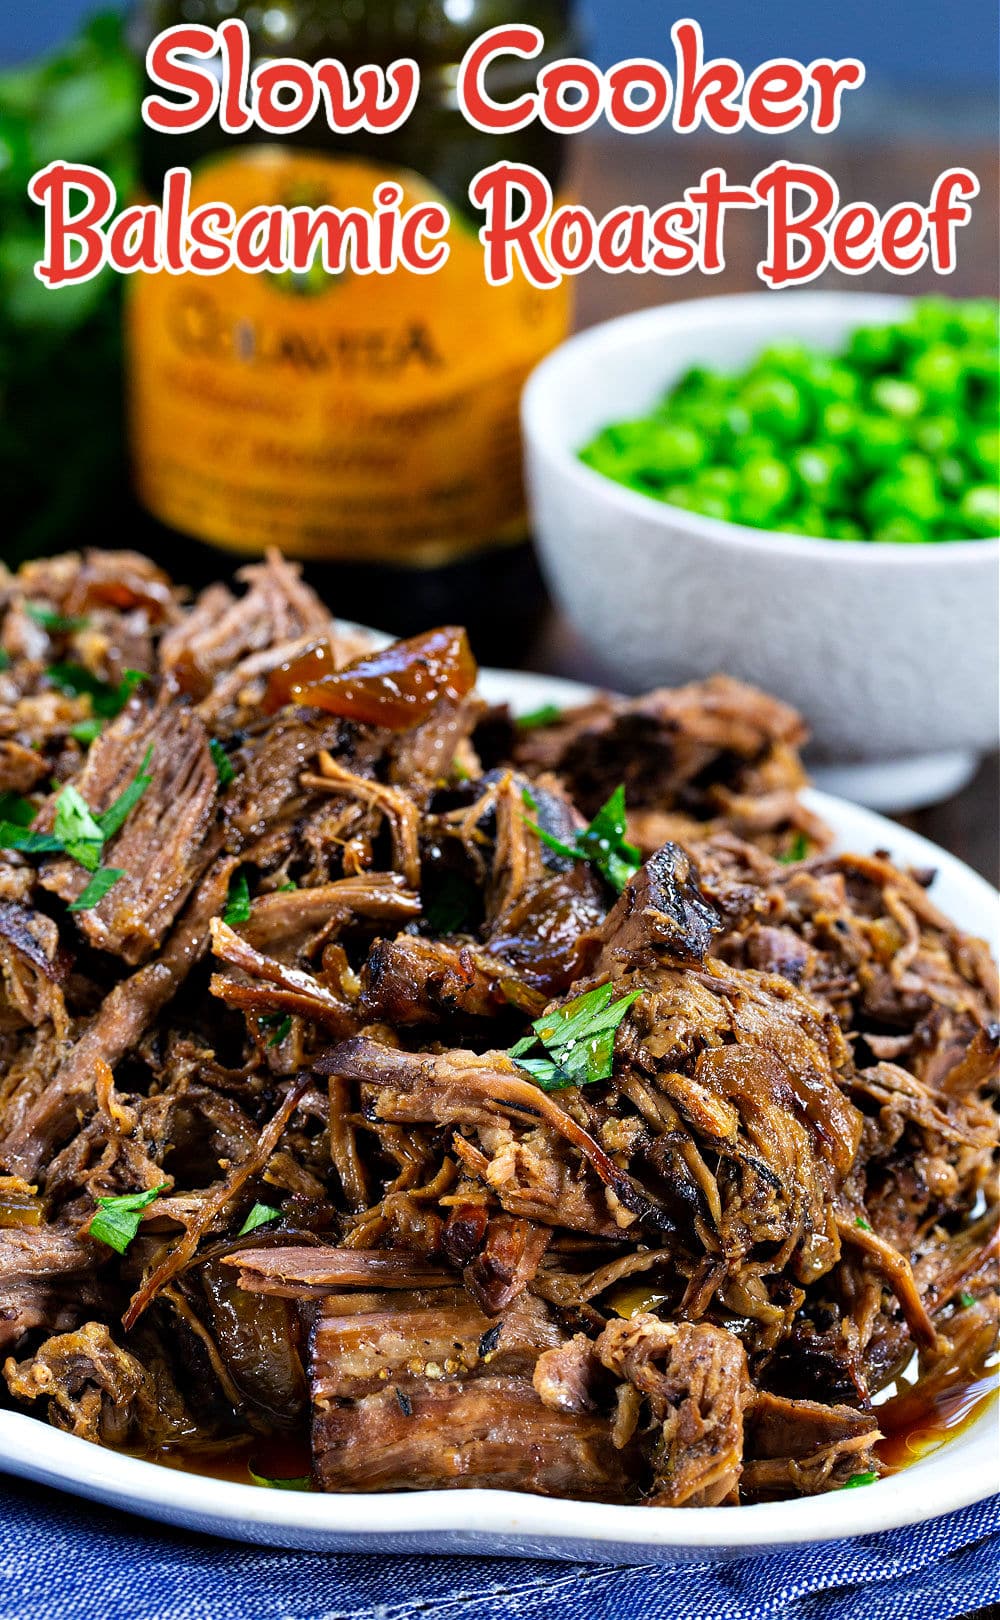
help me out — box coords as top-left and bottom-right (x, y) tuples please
(0, 665), (996, 1563)
(522, 292), (999, 810)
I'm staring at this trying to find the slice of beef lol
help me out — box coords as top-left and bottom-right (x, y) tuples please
(359, 936), (513, 1027)
(595, 840), (721, 972)
(514, 675), (807, 820)
(742, 1391), (881, 1499)
(0, 857), (236, 1177)
(159, 550), (332, 687)
(39, 696), (221, 965)
(242, 875), (420, 962)
(0, 901), (70, 1035)
(311, 1290), (633, 1499)
(0, 1226), (106, 1354)
(3, 1321), (193, 1447)
(224, 1246), (454, 1298)
(594, 1314), (752, 1506)
(314, 1375), (632, 1498)
(209, 918), (357, 1035)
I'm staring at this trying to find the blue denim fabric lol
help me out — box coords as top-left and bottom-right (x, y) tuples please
(0, 1478), (996, 1620)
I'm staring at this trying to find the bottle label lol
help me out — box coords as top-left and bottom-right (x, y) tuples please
(127, 149), (571, 564)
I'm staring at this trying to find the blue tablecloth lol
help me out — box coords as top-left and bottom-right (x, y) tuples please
(1, 1475), (996, 1620)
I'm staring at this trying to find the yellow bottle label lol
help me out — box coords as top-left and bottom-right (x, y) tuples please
(127, 149), (571, 565)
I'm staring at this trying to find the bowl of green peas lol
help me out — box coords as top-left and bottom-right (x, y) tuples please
(522, 292), (999, 808)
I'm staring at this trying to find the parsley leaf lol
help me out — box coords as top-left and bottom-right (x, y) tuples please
(70, 718), (103, 746)
(209, 738), (235, 787)
(239, 1202), (283, 1236)
(259, 1013), (292, 1048)
(855, 1216), (872, 1232)
(248, 1466), (311, 1492)
(53, 784), (105, 871)
(224, 869), (252, 926)
(0, 823), (63, 857)
(24, 603), (90, 633)
(524, 784), (641, 895)
(0, 792), (37, 829)
(0, 650), (9, 672)
(88, 1183), (167, 1254)
(69, 866), (124, 912)
(576, 785), (642, 893)
(48, 663), (145, 718)
(0, 751), (154, 892)
(96, 745), (153, 840)
(959, 1291), (976, 1309)
(840, 1472), (878, 1489)
(779, 832), (810, 864)
(516, 704), (563, 730)
(510, 981), (641, 1091)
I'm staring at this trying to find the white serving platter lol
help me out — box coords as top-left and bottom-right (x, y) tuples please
(1, 666), (996, 1564)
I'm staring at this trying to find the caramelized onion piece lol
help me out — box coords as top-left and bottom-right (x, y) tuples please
(265, 627), (477, 729)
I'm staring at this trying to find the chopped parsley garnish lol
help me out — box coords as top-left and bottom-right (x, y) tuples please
(516, 704), (563, 730)
(959, 1291), (976, 1309)
(48, 663), (144, 719)
(524, 783), (641, 895)
(209, 738), (235, 787)
(0, 650), (9, 671)
(259, 1013), (292, 1048)
(780, 832), (810, 864)
(248, 1466), (311, 1492)
(239, 1201), (283, 1236)
(69, 866), (124, 912)
(276, 879), (298, 893)
(855, 1216), (872, 1232)
(25, 603), (90, 633)
(509, 981), (641, 1091)
(0, 823), (63, 858)
(0, 749), (152, 918)
(70, 718), (103, 747)
(53, 784), (105, 871)
(223, 869), (252, 926)
(0, 793), (37, 829)
(840, 1471), (878, 1489)
(88, 1183), (167, 1254)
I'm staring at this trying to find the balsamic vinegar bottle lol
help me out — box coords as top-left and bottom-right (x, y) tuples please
(127, 1), (578, 658)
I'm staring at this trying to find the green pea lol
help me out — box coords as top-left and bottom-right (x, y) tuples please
(870, 377), (924, 420)
(909, 344), (963, 399)
(873, 516), (927, 544)
(914, 415), (961, 457)
(629, 423), (707, 481)
(739, 454), (794, 517)
(854, 415), (910, 472)
(793, 444), (849, 502)
(847, 323), (901, 371)
(828, 519), (866, 541)
(969, 429), (999, 480)
(695, 465), (740, 496)
(793, 505), (831, 538)
(741, 374), (810, 442)
(959, 485), (1000, 537)
(674, 488), (733, 521)
(937, 455), (968, 495)
(577, 297), (996, 545)
(820, 401), (856, 442)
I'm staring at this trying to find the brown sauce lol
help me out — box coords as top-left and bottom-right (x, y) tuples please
(144, 1362), (999, 1493)
(876, 1356), (999, 1472)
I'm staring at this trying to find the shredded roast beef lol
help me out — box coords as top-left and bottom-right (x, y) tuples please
(0, 548), (995, 1510)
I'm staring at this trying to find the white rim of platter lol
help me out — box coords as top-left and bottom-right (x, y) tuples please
(1, 664), (996, 1564)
